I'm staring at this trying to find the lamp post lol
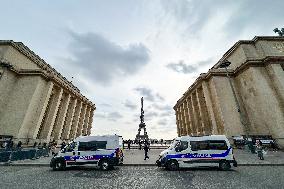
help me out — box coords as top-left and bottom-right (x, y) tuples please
(219, 60), (249, 138)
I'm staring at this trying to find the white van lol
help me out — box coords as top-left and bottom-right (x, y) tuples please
(50, 135), (123, 171)
(156, 135), (237, 171)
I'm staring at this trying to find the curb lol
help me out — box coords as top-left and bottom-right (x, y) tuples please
(1, 163), (284, 167)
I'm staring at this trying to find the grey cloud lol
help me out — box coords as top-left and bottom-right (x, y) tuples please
(123, 100), (137, 110)
(145, 111), (159, 119)
(160, 0), (232, 34)
(166, 59), (213, 74)
(95, 111), (123, 121)
(134, 87), (165, 102)
(167, 60), (197, 74)
(161, 0), (284, 38)
(99, 103), (112, 107)
(157, 119), (168, 126)
(152, 104), (172, 111)
(152, 103), (173, 117)
(66, 31), (150, 85)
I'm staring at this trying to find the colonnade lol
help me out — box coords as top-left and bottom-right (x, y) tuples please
(175, 85), (212, 136)
(34, 84), (95, 142)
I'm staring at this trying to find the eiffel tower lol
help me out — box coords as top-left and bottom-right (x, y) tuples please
(135, 97), (149, 142)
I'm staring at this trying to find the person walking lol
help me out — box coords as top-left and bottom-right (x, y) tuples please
(256, 140), (264, 160)
(144, 142), (149, 160)
(51, 144), (56, 156)
(127, 139), (131, 150)
(16, 141), (22, 151)
(61, 141), (66, 150)
(138, 140), (142, 150)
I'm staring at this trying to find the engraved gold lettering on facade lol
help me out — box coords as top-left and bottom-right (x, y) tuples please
(272, 42), (284, 52)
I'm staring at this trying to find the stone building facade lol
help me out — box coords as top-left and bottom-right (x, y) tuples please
(174, 36), (284, 148)
(0, 40), (96, 144)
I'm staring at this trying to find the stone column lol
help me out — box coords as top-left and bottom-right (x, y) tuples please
(184, 98), (192, 135)
(197, 86), (212, 135)
(82, 106), (90, 136)
(38, 87), (63, 141)
(11, 78), (53, 141)
(31, 81), (54, 139)
(178, 106), (184, 135)
(202, 81), (218, 134)
(61, 98), (77, 140)
(188, 95), (197, 135)
(69, 100), (83, 139)
(192, 91), (202, 135)
(86, 109), (94, 135)
(182, 101), (189, 135)
(175, 110), (181, 136)
(76, 104), (87, 137)
(51, 93), (71, 140)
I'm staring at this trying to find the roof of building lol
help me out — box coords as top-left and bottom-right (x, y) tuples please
(0, 40), (95, 108)
(173, 36), (284, 110)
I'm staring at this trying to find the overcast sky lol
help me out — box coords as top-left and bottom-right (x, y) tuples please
(1, 0), (283, 140)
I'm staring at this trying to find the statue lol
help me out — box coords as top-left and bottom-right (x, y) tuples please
(135, 97), (149, 142)
(273, 28), (284, 36)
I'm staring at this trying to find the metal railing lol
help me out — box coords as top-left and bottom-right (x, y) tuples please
(0, 148), (49, 162)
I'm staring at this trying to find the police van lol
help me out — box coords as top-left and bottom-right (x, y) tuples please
(50, 135), (123, 171)
(156, 135), (237, 171)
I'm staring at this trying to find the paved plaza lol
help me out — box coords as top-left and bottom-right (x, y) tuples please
(0, 166), (284, 189)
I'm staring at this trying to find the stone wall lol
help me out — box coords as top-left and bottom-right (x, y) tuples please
(0, 41), (96, 144)
(174, 36), (284, 148)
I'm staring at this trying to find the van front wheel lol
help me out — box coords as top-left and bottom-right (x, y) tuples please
(52, 159), (66, 171)
(166, 160), (179, 171)
(219, 161), (231, 171)
(100, 159), (110, 171)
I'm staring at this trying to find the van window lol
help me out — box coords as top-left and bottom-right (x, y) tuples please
(190, 141), (209, 151)
(78, 141), (107, 151)
(179, 141), (188, 151)
(208, 140), (228, 150)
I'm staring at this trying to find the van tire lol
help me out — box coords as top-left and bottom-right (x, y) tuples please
(219, 160), (231, 171)
(52, 159), (66, 171)
(166, 160), (179, 171)
(99, 159), (110, 171)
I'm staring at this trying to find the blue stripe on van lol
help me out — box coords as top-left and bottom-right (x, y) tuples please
(166, 147), (231, 159)
(64, 152), (115, 161)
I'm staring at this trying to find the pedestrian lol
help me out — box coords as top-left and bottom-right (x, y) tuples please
(9, 140), (14, 151)
(144, 142), (149, 160)
(139, 140), (142, 150)
(256, 140), (264, 160)
(61, 141), (66, 150)
(16, 141), (22, 151)
(33, 142), (37, 148)
(4, 140), (8, 150)
(127, 139), (131, 150)
(51, 144), (56, 156)
(270, 141), (278, 151)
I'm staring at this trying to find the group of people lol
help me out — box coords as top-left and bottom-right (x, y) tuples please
(2, 139), (23, 151)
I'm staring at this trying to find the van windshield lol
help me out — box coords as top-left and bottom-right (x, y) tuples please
(169, 140), (180, 150)
(64, 142), (76, 152)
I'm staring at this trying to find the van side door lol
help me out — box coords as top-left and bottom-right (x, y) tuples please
(75, 141), (102, 165)
(189, 140), (210, 167)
